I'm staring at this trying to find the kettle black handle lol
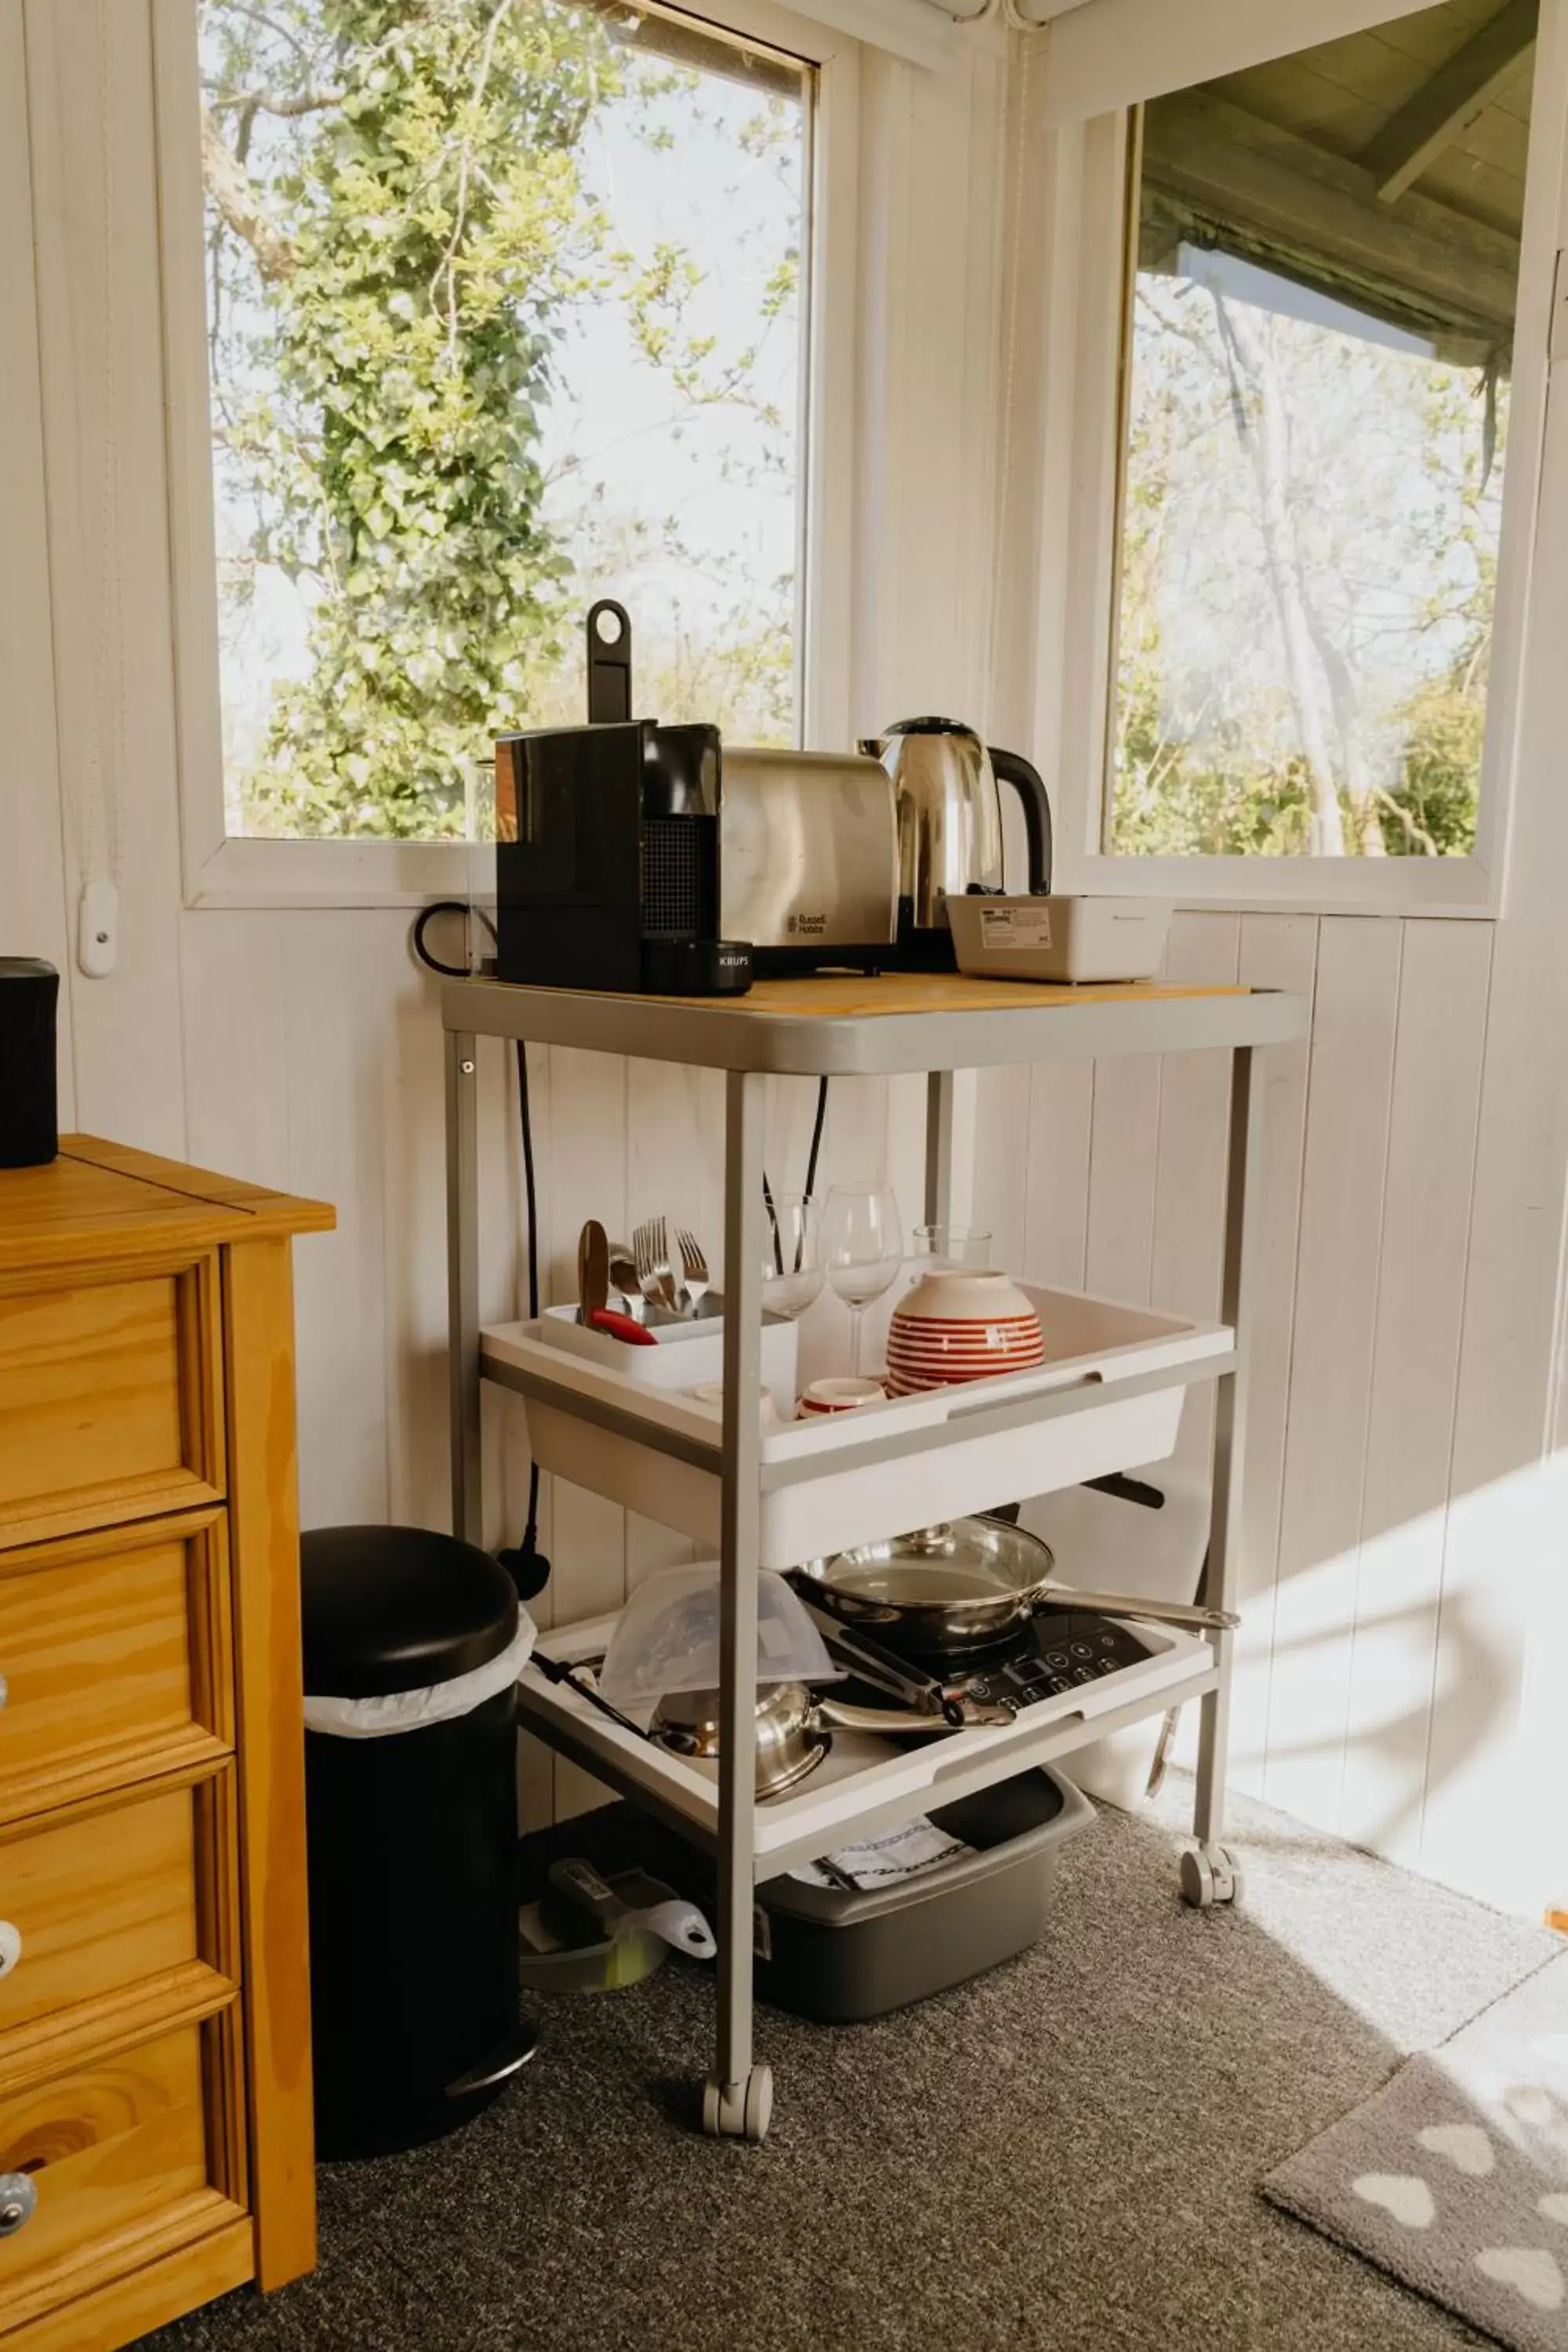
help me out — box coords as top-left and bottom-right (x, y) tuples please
(988, 746), (1053, 895)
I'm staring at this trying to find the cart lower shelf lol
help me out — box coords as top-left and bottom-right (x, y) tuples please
(517, 1610), (1218, 1880)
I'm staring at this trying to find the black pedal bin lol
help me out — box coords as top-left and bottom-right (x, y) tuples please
(299, 1526), (532, 2159)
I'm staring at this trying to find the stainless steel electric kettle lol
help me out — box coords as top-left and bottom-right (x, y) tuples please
(858, 717), (1053, 970)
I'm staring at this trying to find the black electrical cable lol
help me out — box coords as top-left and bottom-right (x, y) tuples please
(760, 1074), (831, 1272)
(804, 1073), (829, 1203)
(412, 898), (550, 1602)
(411, 897), (494, 978)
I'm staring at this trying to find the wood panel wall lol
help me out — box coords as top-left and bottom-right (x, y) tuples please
(974, 909), (1559, 1902)
(4, 0), (1566, 1907)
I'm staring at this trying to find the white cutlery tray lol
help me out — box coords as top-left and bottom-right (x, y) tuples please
(535, 1301), (799, 1395)
(483, 1283), (1231, 1568)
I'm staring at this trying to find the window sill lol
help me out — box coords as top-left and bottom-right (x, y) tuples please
(183, 833), (477, 912)
(1053, 850), (1502, 924)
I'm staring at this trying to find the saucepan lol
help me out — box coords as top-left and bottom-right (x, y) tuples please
(649, 1679), (943, 1800)
(796, 1516), (1237, 1661)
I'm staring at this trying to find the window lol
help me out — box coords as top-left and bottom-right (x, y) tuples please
(1107, 0), (1534, 862)
(195, 0), (811, 844)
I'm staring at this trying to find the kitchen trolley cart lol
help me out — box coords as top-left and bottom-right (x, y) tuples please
(441, 972), (1307, 2142)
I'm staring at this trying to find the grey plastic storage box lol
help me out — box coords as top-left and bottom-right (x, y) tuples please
(752, 1766), (1094, 2023)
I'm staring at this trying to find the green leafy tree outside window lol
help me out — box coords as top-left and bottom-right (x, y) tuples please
(200, 0), (803, 839)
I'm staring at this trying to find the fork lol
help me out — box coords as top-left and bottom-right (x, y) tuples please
(632, 1217), (682, 1315)
(677, 1228), (711, 1318)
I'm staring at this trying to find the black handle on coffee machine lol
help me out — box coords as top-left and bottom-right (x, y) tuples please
(988, 746), (1053, 896)
(586, 601), (633, 724)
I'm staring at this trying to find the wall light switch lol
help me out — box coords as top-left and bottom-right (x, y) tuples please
(77, 877), (118, 978)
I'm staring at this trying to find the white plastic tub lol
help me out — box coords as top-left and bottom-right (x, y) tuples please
(483, 1283), (1231, 1568)
(948, 895), (1174, 985)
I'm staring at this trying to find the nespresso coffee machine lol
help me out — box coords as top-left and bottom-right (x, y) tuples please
(493, 604), (752, 996)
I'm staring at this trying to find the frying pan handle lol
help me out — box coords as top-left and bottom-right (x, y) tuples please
(988, 746), (1053, 895)
(814, 1697), (947, 1737)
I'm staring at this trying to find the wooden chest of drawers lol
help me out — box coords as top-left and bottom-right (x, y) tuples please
(0, 1139), (332, 2352)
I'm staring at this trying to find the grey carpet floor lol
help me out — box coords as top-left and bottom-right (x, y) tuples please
(141, 1774), (1561, 2352)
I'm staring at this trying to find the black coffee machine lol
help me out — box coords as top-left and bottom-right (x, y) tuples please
(493, 604), (752, 996)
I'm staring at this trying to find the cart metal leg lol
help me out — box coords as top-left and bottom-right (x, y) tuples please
(703, 1066), (771, 2142)
(446, 1029), (484, 1547)
(1182, 1043), (1263, 1909)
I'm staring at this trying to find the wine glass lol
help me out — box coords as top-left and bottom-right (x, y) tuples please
(822, 1183), (905, 1377)
(759, 1189), (823, 1320)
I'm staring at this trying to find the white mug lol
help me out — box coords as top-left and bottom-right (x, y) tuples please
(797, 1376), (885, 1416)
(691, 1381), (779, 1424)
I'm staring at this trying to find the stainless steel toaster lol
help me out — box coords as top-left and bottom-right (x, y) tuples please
(720, 749), (898, 975)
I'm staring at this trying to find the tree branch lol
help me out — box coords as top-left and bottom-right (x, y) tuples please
(201, 104), (295, 281)
(1372, 783), (1439, 857)
(210, 85), (345, 118)
(211, 0), (318, 67)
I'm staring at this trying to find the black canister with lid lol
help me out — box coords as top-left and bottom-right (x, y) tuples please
(0, 959), (59, 1168)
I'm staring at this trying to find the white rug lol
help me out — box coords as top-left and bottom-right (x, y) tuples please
(1265, 1951), (1568, 2350)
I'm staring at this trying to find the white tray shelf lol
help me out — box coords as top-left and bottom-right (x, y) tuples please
(520, 1610), (1219, 1881)
(483, 1281), (1234, 1565)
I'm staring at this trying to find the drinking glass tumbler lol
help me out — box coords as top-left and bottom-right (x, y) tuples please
(760, 1190), (824, 1320)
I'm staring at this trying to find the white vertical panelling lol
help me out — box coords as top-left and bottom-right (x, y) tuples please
(381, 959), (465, 1535)
(179, 911), (292, 1190)
(1421, 336), (1568, 1904)
(16, 0), (1568, 1893)
(1228, 913), (1317, 1797)
(1263, 918), (1402, 1829)
(0, 0), (74, 1121)
(1139, 915), (1240, 1767)
(1339, 921), (1492, 1860)
(1148, 914), (1240, 1468)
(1083, 1057), (1162, 1305)
(853, 49), (913, 737)
(972, 1064), (1031, 1276)
(278, 911), (402, 1526)
(1022, 1061), (1093, 1290)
(25, 0), (187, 1153)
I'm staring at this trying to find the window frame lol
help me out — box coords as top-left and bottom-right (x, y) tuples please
(1021, 0), (1568, 917)
(152, 0), (858, 909)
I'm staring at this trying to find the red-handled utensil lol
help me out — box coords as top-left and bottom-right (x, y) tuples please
(589, 1306), (659, 1345)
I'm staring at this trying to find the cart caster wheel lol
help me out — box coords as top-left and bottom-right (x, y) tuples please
(702, 2064), (773, 2143)
(1180, 1843), (1244, 1908)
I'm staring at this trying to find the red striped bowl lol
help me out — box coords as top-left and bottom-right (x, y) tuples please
(888, 1268), (1044, 1388)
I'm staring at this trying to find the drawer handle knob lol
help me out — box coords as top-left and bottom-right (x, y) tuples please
(0, 2174), (37, 2239)
(0, 1670), (7, 1710)
(0, 1922), (18, 1979)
